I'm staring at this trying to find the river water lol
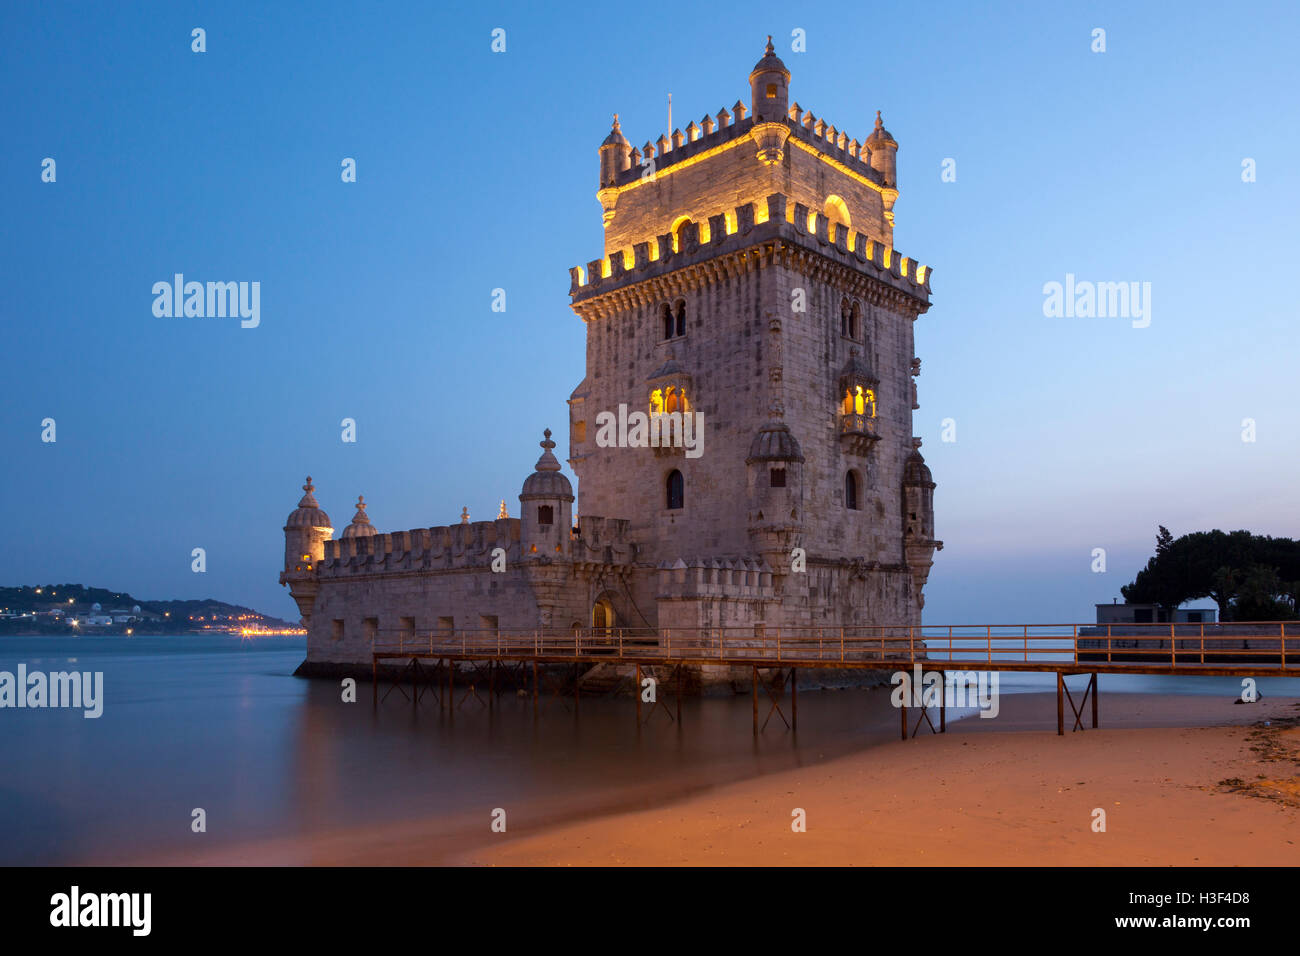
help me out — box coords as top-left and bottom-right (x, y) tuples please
(2, 635), (1297, 864)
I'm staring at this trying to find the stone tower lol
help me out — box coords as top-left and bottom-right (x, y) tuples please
(566, 40), (940, 629)
(280, 477), (333, 623)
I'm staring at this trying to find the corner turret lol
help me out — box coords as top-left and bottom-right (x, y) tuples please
(519, 429), (575, 558)
(865, 110), (898, 187)
(280, 477), (333, 624)
(749, 35), (790, 123)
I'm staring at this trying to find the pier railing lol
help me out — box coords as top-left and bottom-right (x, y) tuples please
(370, 622), (1296, 674)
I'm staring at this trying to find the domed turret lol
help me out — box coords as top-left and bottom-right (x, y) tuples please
(746, 422), (805, 463)
(904, 449), (933, 487)
(280, 476), (334, 626)
(519, 429), (575, 558)
(749, 35), (791, 122)
(746, 422), (804, 552)
(285, 476), (331, 529)
(903, 439), (940, 608)
(341, 495), (376, 538)
(599, 114), (632, 188)
(865, 110), (898, 186)
(521, 428), (574, 499)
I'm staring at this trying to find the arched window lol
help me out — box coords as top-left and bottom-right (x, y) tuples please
(840, 298), (851, 337)
(674, 299), (686, 337)
(666, 469), (684, 510)
(823, 195), (851, 244)
(661, 303), (674, 340)
(845, 470), (859, 510)
(537, 505), (554, 526)
(770, 467), (786, 488)
(671, 217), (693, 253)
(850, 302), (861, 340)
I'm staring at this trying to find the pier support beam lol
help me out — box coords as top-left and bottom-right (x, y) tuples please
(1057, 672), (1064, 736)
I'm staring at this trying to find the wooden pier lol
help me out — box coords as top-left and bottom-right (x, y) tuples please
(369, 622), (1297, 738)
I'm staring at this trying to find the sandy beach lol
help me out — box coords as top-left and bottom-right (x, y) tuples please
(125, 689), (1300, 867)
(455, 691), (1300, 866)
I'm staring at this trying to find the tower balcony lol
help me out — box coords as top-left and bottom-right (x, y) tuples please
(839, 412), (880, 456)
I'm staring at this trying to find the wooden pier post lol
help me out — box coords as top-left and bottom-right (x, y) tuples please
(1056, 672), (1064, 736)
(532, 660), (538, 718)
(939, 669), (946, 733)
(791, 667), (797, 731)
(635, 664), (642, 726)
(1091, 673), (1098, 729)
(901, 699), (908, 740)
(676, 665), (682, 724)
(752, 666), (758, 736)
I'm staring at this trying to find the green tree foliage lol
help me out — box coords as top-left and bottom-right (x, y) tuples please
(1122, 529), (1300, 620)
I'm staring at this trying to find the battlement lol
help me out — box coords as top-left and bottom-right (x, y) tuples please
(605, 106), (886, 192)
(569, 192), (931, 308)
(656, 557), (776, 599)
(318, 518), (521, 576)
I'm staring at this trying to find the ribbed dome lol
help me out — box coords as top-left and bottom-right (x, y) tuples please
(520, 429), (574, 499)
(601, 114), (630, 148)
(840, 347), (878, 384)
(341, 495), (376, 538)
(749, 35), (790, 81)
(904, 450), (933, 485)
(865, 110), (897, 148)
(286, 477), (332, 528)
(747, 422), (804, 463)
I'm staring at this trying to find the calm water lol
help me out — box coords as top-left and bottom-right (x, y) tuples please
(2, 635), (1297, 865)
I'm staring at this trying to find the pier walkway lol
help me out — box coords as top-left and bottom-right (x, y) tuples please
(369, 623), (1297, 738)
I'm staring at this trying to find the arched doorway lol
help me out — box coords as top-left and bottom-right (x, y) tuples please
(592, 596), (617, 631)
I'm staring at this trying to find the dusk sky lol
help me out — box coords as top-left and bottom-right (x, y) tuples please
(2, 1), (1296, 624)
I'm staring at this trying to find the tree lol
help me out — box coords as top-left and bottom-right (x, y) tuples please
(1122, 527), (1300, 621)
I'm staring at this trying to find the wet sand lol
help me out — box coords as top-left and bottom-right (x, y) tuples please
(458, 692), (1300, 866)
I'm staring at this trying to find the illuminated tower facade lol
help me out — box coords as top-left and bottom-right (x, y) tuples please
(567, 38), (940, 627)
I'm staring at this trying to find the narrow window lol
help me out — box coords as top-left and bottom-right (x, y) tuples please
(766, 84), (777, 98)
(661, 303), (674, 340)
(330, 619), (344, 642)
(850, 302), (861, 339)
(845, 471), (859, 511)
(537, 505), (554, 526)
(667, 469), (684, 510)
(770, 467), (786, 488)
(674, 299), (686, 337)
(840, 298), (850, 336)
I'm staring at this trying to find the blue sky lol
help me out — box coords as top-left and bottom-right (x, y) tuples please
(1, 1), (1296, 623)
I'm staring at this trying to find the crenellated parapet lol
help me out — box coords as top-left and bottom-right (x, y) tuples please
(656, 557), (776, 600)
(602, 102), (889, 191)
(569, 192), (931, 314)
(318, 518), (522, 577)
